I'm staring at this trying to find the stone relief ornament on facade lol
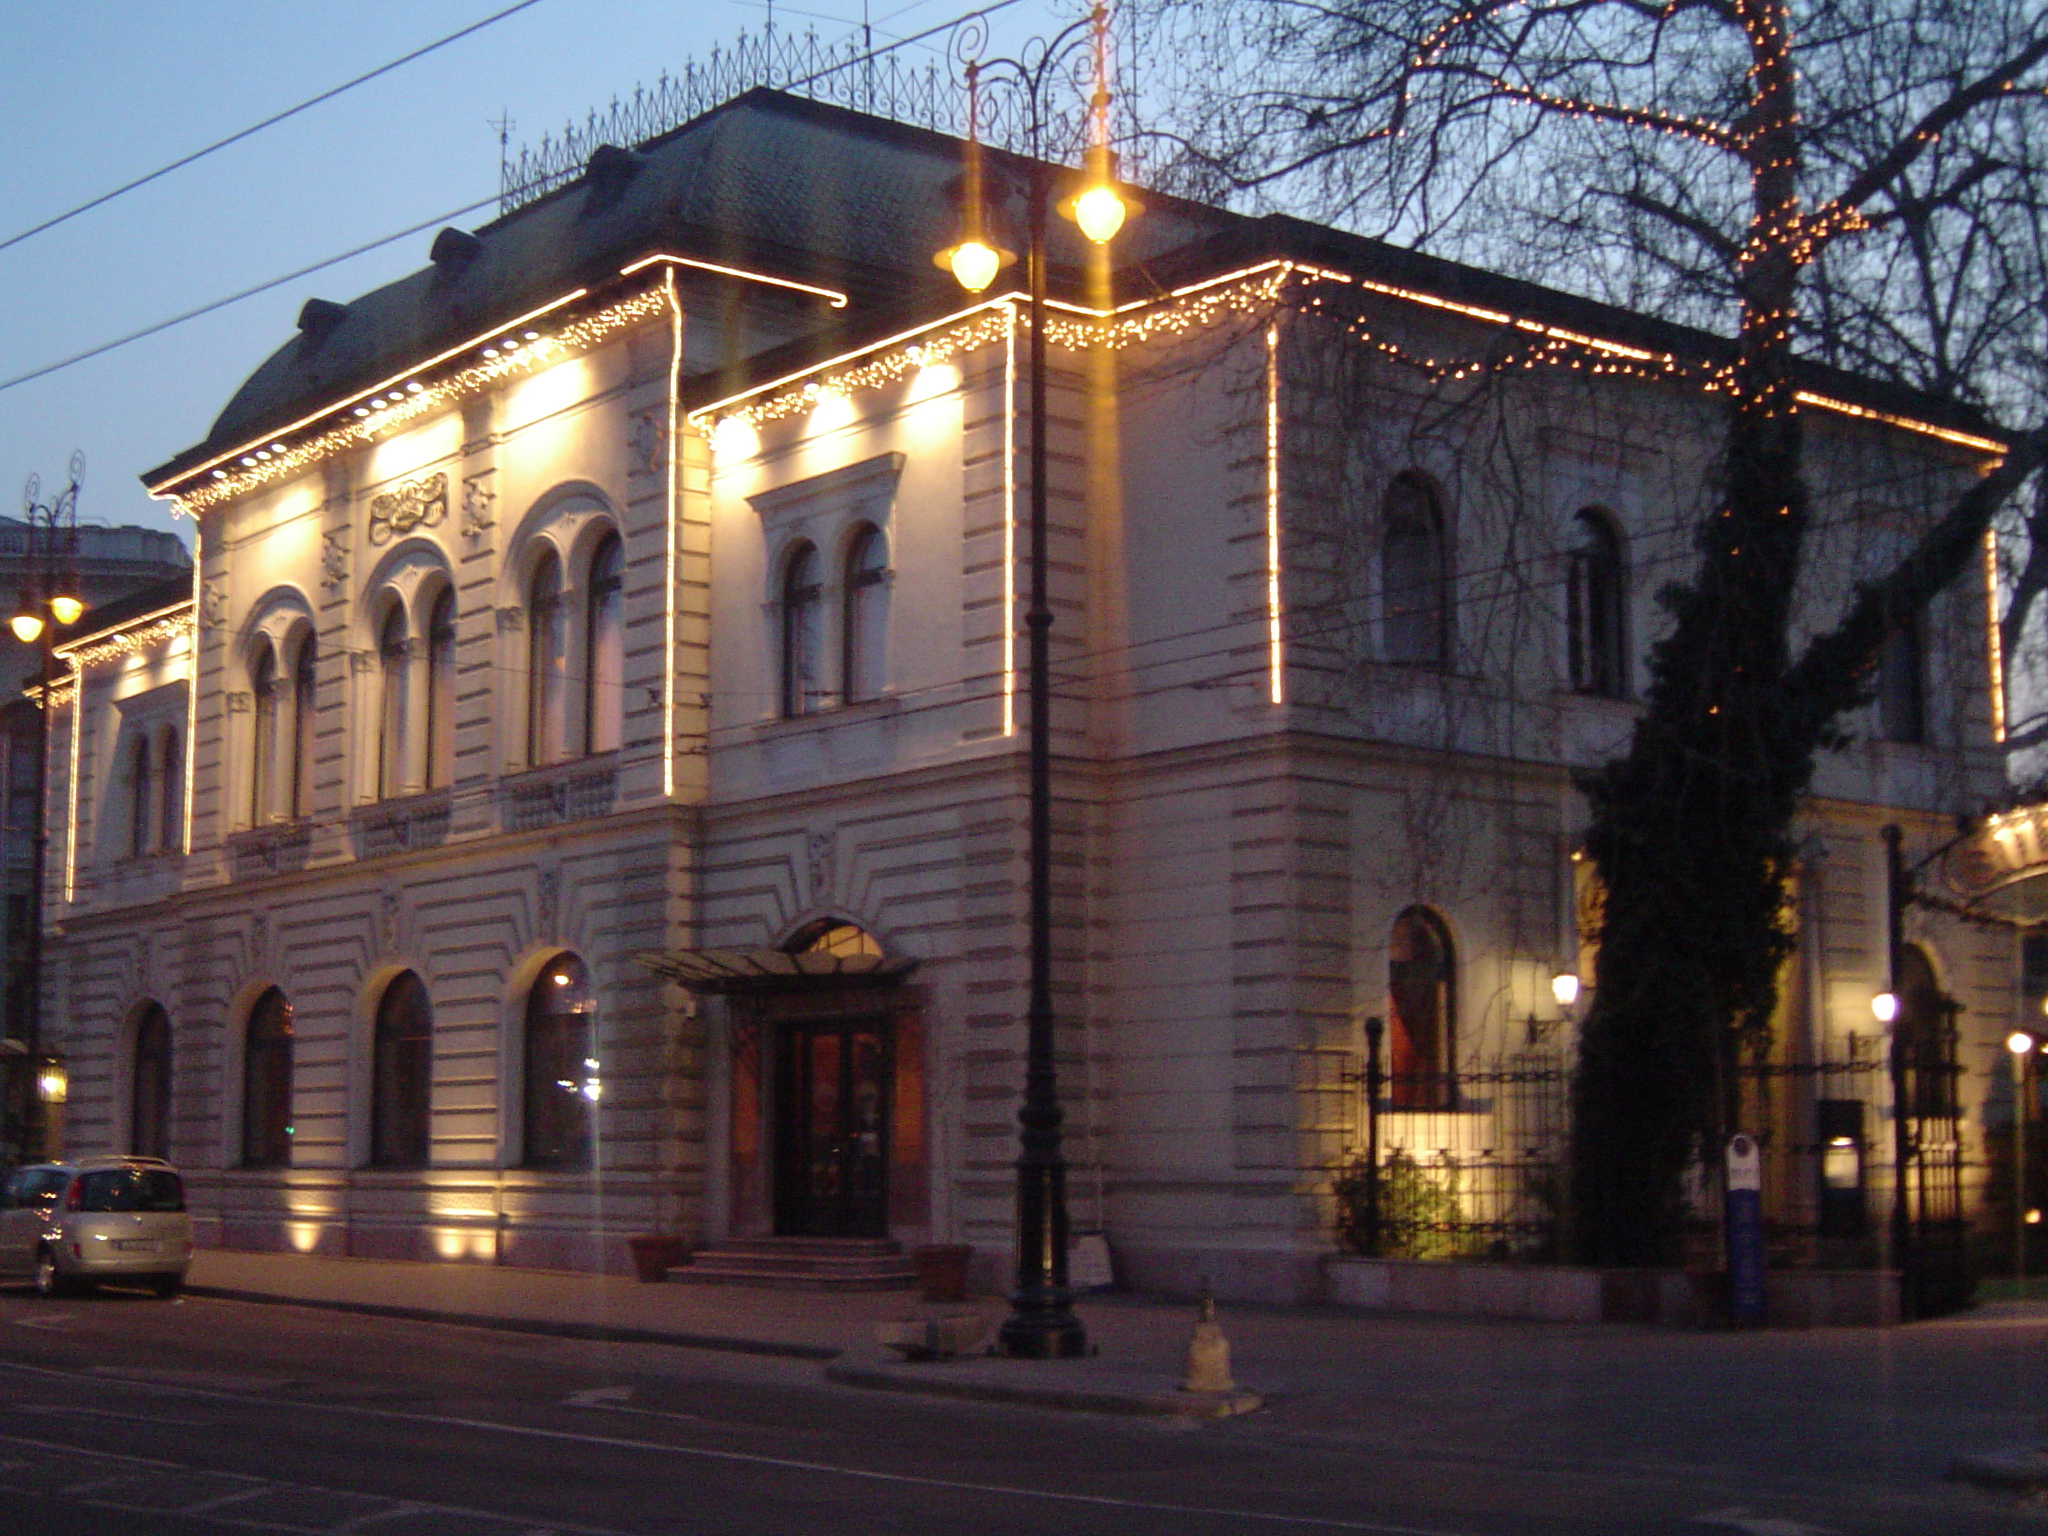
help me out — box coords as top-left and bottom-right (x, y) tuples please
(380, 889), (401, 954)
(350, 649), (378, 675)
(537, 866), (560, 938)
(461, 473), (497, 539)
(367, 471), (448, 547)
(321, 527), (351, 590)
(495, 606), (524, 632)
(250, 912), (268, 968)
(629, 408), (667, 475)
(201, 576), (229, 629)
(225, 691), (252, 714)
(807, 828), (836, 907)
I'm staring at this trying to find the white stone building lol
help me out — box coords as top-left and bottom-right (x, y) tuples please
(34, 89), (2016, 1300)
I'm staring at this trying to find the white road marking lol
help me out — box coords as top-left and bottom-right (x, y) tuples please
(17, 1401), (206, 1425)
(178, 1482), (289, 1515)
(1694, 1508), (1841, 1536)
(0, 1355), (1467, 1535)
(561, 1384), (634, 1407)
(11, 1312), (73, 1330)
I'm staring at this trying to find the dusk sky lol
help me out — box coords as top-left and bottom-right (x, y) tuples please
(0, 1), (1056, 546)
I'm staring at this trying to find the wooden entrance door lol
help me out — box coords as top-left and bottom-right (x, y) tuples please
(773, 1017), (891, 1237)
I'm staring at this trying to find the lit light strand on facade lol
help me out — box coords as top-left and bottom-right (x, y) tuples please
(1265, 318), (1284, 705)
(1985, 524), (2007, 742)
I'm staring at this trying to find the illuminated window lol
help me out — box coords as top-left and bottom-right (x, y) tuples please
(376, 604), (409, 799)
(1567, 509), (1627, 698)
(425, 589), (456, 787)
(371, 971), (432, 1169)
(129, 734), (152, 857)
(1387, 907), (1455, 1109)
(524, 953), (596, 1169)
(842, 524), (889, 705)
(130, 1002), (172, 1161)
(251, 642), (279, 823)
(780, 542), (823, 717)
(241, 987), (293, 1168)
(290, 636), (316, 819)
(159, 726), (183, 853)
(584, 533), (622, 754)
(1381, 476), (1450, 669)
(1878, 610), (1926, 744)
(527, 551), (567, 765)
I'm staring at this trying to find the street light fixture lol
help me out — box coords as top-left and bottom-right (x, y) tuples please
(938, 2), (1129, 1361)
(10, 453), (84, 1163)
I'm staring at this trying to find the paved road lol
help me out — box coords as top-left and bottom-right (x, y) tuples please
(0, 1284), (2032, 1535)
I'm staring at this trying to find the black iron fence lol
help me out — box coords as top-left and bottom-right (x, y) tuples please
(1334, 1018), (1973, 1315)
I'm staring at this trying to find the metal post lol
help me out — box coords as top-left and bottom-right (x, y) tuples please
(996, 160), (1085, 1360)
(2018, 1049), (2029, 1299)
(1362, 1017), (1384, 1257)
(1882, 823), (1913, 1318)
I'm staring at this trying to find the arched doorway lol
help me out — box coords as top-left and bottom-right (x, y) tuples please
(772, 923), (891, 1237)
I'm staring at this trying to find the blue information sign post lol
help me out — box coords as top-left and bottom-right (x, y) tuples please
(1725, 1133), (1765, 1325)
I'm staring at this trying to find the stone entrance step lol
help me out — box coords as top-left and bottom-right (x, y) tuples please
(671, 1236), (918, 1291)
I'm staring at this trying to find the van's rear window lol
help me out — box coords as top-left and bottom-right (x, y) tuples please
(75, 1169), (185, 1213)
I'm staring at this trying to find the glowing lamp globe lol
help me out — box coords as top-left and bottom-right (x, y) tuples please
(1550, 972), (1581, 1010)
(945, 240), (1004, 294)
(1072, 183), (1128, 244)
(1871, 991), (1899, 1024)
(10, 612), (43, 644)
(48, 594), (83, 627)
(2010, 1031), (2036, 1056)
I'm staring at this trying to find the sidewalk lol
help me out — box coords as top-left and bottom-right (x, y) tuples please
(183, 1249), (1249, 1416)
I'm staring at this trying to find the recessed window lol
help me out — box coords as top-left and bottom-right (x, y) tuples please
(425, 589), (456, 787)
(377, 605), (410, 799)
(1381, 476), (1450, 669)
(129, 734), (152, 857)
(241, 987), (294, 1168)
(251, 642), (279, 822)
(1387, 907), (1455, 1110)
(370, 971), (432, 1168)
(159, 727), (183, 853)
(1567, 509), (1627, 698)
(585, 533), (623, 754)
(291, 637), (316, 819)
(527, 551), (567, 766)
(780, 543), (823, 717)
(524, 953), (597, 1169)
(131, 1002), (172, 1160)
(1878, 610), (1926, 744)
(842, 525), (889, 705)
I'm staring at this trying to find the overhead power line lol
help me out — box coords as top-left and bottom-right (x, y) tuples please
(0, 0), (548, 256)
(0, 198), (499, 395)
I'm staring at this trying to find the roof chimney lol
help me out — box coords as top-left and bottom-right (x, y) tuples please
(296, 298), (348, 347)
(430, 226), (484, 274)
(583, 144), (644, 210)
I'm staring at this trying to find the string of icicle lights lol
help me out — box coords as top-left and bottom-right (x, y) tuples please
(701, 262), (2006, 457)
(173, 288), (670, 516)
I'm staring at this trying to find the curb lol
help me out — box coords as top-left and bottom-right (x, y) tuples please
(824, 1354), (1264, 1419)
(182, 1285), (840, 1361)
(1946, 1449), (2048, 1494)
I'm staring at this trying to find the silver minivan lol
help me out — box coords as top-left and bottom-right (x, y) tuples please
(0, 1156), (193, 1298)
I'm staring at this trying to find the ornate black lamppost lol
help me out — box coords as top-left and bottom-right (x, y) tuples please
(936, 5), (1129, 1360)
(9, 453), (84, 1163)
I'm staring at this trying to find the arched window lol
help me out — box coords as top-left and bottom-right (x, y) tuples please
(1567, 509), (1627, 698)
(1387, 908), (1455, 1109)
(1894, 944), (1954, 1117)
(524, 953), (597, 1169)
(241, 987), (294, 1168)
(130, 1003), (172, 1160)
(376, 605), (410, 799)
(1381, 476), (1450, 669)
(291, 635), (316, 819)
(251, 642), (279, 823)
(370, 971), (433, 1168)
(842, 525), (889, 705)
(1878, 610), (1926, 744)
(584, 533), (623, 754)
(425, 589), (456, 787)
(129, 734), (152, 857)
(527, 551), (567, 766)
(159, 727), (183, 853)
(780, 542), (823, 717)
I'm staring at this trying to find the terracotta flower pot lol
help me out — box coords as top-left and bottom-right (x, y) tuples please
(913, 1243), (973, 1303)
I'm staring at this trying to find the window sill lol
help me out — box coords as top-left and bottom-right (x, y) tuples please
(227, 821), (313, 879)
(750, 693), (902, 739)
(500, 754), (619, 831)
(351, 788), (453, 857)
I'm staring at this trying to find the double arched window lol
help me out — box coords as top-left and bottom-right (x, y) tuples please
(252, 642), (280, 820)
(291, 636), (316, 816)
(130, 1003), (172, 1160)
(526, 552), (566, 765)
(1567, 509), (1628, 698)
(520, 530), (623, 765)
(585, 533), (623, 754)
(524, 953), (597, 1169)
(129, 736), (153, 858)
(160, 724), (184, 852)
(376, 605), (410, 799)
(1387, 908), (1456, 1109)
(1381, 476), (1450, 669)
(241, 987), (294, 1167)
(371, 971), (432, 1168)
(777, 525), (890, 718)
